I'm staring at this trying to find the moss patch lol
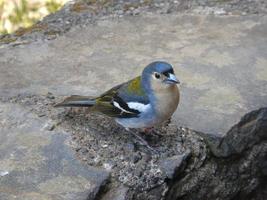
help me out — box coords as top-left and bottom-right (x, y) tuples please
(44, 29), (61, 36)
(0, 37), (17, 44)
(70, 2), (89, 12)
(14, 23), (48, 37)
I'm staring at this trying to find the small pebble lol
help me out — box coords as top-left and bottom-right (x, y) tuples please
(103, 162), (114, 171)
(133, 9), (140, 15)
(117, 10), (124, 15)
(101, 143), (109, 148)
(133, 153), (142, 163)
(0, 171), (9, 177)
(42, 121), (55, 131)
(46, 92), (55, 99)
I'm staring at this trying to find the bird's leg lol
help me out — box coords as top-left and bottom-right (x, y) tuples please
(143, 119), (172, 136)
(143, 127), (154, 134)
(142, 127), (163, 139)
(126, 128), (158, 154)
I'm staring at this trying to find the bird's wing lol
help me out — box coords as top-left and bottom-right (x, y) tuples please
(95, 76), (150, 118)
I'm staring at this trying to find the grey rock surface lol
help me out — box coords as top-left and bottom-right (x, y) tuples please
(205, 107), (267, 157)
(5, 94), (265, 200)
(159, 151), (190, 179)
(166, 107), (267, 200)
(101, 185), (128, 200)
(7, 94), (190, 200)
(0, 102), (109, 200)
(1, 14), (266, 136)
(0, 1), (267, 200)
(1, 0), (267, 44)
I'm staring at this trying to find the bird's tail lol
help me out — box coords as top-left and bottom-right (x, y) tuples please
(54, 95), (96, 107)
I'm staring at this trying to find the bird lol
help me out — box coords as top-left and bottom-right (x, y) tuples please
(55, 61), (180, 132)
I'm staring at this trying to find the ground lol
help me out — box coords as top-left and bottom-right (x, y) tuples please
(0, 0), (266, 200)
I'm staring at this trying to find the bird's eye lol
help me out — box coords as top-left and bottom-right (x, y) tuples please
(154, 73), (161, 79)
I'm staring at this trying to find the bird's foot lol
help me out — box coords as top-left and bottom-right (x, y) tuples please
(126, 128), (158, 154)
(142, 127), (164, 140)
(142, 127), (154, 134)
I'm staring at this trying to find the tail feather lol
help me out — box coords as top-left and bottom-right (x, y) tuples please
(54, 95), (96, 107)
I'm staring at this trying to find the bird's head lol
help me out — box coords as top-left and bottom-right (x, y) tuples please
(142, 61), (179, 92)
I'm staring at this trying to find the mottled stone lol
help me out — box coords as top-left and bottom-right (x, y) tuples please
(175, 67), (212, 89)
(0, 14), (266, 136)
(201, 50), (235, 68)
(101, 185), (128, 200)
(207, 107), (267, 157)
(160, 151), (191, 179)
(255, 57), (267, 81)
(0, 2), (266, 200)
(195, 86), (243, 115)
(0, 103), (109, 200)
(166, 108), (267, 200)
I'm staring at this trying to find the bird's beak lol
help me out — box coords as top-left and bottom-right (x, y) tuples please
(165, 73), (180, 84)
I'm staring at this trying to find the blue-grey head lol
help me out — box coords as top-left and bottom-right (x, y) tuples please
(141, 61), (180, 92)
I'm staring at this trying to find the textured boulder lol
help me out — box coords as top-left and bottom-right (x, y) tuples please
(0, 102), (110, 200)
(0, 1), (266, 199)
(166, 108), (267, 200)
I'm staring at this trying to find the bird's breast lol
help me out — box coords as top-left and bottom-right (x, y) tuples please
(153, 85), (180, 121)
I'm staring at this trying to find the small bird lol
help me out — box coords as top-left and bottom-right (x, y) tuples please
(55, 61), (180, 132)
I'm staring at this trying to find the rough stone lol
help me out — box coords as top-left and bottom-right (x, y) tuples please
(0, 102), (110, 200)
(166, 108), (267, 200)
(0, 93), (196, 200)
(207, 107), (267, 157)
(101, 185), (128, 200)
(0, 1), (267, 200)
(159, 151), (191, 179)
(0, 14), (266, 136)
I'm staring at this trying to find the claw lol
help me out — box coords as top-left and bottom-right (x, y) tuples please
(126, 128), (158, 154)
(142, 127), (154, 134)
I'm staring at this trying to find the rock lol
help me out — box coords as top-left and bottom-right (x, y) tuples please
(42, 120), (56, 131)
(0, 1), (267, 200)
(0, 102), (110, 200)
(46, 92), (55, 99)
(206, 107), (267, 157)
(160, 151), (191, 179)
(0, 171), (9, 177)
(132, 9), (140, 15)
(1, 14), (266, 137)
(101, 185), (128, 200)
(166, 108), (267, 200)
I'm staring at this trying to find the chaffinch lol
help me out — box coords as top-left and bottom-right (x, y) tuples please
(55, 61), (180, 130)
